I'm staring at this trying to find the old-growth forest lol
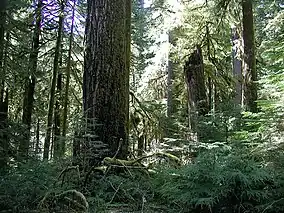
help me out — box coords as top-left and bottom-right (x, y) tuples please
(0, 0), (284, 212)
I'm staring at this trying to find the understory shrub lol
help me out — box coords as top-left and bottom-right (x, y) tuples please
(152, 147), (282, 213)
(0, 161), (59, 212)
(86, 171), (155, 212)
(2, 149), (284, 213)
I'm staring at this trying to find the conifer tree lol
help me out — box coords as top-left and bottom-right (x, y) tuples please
(0, 0), (8, 168)
(43, 0), (65, 160)
(19, 0), (43, 159)
(242, 0), (257, 112)
(83, 0), (131, 165)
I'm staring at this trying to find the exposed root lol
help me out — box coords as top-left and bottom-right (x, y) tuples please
(38, 189), (88, 213)
(57, 165), (80, 187)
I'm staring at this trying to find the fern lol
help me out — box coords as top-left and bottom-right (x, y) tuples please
(153, 148), (275, 213)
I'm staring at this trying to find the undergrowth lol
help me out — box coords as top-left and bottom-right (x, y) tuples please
(0, 161), (59, 212)
(1, 147), (284, 213)
(152, 147), (283, 213)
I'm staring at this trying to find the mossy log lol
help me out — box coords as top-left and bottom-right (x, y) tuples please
(103, 152), (181, 169)
(38, 189), (88, 213)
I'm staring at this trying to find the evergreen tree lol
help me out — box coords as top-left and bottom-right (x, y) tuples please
(43, 0), (65, 160)
(0, 0), (8, 168)
(242, 0), (258, 112)
(62, 0), (76, 158)
(83, 0), (131, 165)
(19, 0), (43, 160)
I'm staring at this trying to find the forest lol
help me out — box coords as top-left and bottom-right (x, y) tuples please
(0, 0), (284, 212)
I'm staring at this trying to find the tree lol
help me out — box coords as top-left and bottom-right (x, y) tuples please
(53, 70), (62, 159)
(83, 0), (131, 165)
(0, 0), (6, 65)
(0, 91), (8, 168)
(242, 0), (257, 112)
(0, 0), (8, 168)
(18, 0), (43, 160)
(184, 46), (209, 134)
(231, 26), (243, 106)
(62, 0), (76, 158)
(43, 0), (65, 160)
(0, 0), (6, 92)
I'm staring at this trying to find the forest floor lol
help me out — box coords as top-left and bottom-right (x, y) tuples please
(106, 204), (168, 213)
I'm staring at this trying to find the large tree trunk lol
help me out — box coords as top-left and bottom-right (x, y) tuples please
(125, 0), (131, 152)
(62, 0), (76, 157)
(43, 1), (65, 160)
(242, 0), (257, 112)
(184, 46), (209, 133)
(83, 0), (131, 166)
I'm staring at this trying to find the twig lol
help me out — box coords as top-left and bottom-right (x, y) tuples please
(108, 182), (123, 204)
(129, 91), (153, 122)
(141, 195), (146, 213)
(262, 198), (284, 213)
(57, 165), (80, 187)
(112, 138), (123, 159)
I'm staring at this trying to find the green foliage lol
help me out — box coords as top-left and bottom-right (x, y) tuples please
(0, 121), (29, 165)
(131, 0), (156, 92)
(86, 172), (155, 212)
(0, 160), (92, 212)
(153, 148), (277, 213)
(0, 161), (58, 212)
(197, 103), (242, 143)
(2, 0), (284, 213)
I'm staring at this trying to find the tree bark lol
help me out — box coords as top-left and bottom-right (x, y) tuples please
(231, 26), (243, 106)
(35, 119), (40, 155)
(137, 135), (144, 156)
(72, 131), (81, 165)
(43, 1), (65, 160)
(242, 0), (257, 112)
(125, 0), (131, 151)
(0, 90), (8, 168)
(184, 46), (209, 133)
(83, 0), (131, 165)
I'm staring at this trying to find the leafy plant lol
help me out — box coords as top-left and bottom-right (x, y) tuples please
(0, 161), (58, 212)
(153, 147), (277, 213)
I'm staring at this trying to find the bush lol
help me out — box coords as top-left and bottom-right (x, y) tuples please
(152, 148), (277, 213)
(86, 171), (155, 212)
(0, 161), (59, 212)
